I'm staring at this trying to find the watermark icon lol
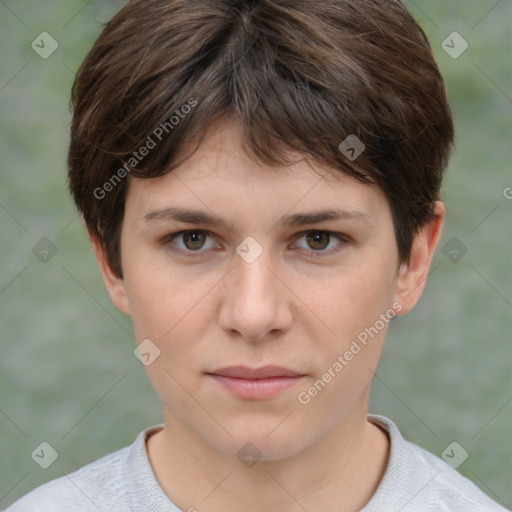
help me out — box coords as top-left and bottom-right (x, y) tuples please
(338, 134), (365, 161)
(441, 441), (468, 469)
(297, 301), (402, 405)
(32, 237), (58, 263)
(236, 236), (264, 264)
(503, 187), (512, 200)
(93, 98), (198, 200)
(441, 32), (468, 59)
(134, 338), (161, 366)
(31, 441), (59, 469)
(237, 442), (262, 468)
(442, 236), (468, 263)
(31, 32), (59, 59)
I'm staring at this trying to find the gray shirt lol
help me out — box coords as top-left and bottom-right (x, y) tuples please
(5, 414), (508, 511)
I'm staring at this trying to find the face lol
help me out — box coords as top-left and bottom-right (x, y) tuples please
(93, 117), (442, 462)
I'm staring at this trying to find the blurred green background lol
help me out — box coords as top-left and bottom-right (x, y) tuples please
(1, 0), (511, 509)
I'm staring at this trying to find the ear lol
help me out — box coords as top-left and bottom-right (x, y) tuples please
(87, 228), (131, 316)
(393, 201), (445, 315)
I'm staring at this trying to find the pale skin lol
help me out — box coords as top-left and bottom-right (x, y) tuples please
(89, 117), (444, 512)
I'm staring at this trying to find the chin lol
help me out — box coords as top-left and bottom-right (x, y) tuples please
(214, 419), (310, 463)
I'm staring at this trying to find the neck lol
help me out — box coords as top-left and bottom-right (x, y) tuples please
(147, 402), (389, 512)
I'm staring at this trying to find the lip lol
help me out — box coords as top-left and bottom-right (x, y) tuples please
(208, 365), (303, 379)
(206, 365), (306, 400)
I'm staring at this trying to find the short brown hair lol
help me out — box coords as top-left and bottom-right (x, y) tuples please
(68, 0), (454, 278)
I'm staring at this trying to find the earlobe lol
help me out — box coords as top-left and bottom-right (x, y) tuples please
(87, 228), (131, 316)
(393, 201), (445, 315)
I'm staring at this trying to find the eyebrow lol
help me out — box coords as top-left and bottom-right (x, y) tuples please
(142, 206), (373, 231)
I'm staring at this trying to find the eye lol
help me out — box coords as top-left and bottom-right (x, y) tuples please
(293, 230), (348, 257)
(164, 230), (217, 257)
(163, 229), (348, 258)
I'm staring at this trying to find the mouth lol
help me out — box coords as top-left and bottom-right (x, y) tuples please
(206, 365), (307, 400)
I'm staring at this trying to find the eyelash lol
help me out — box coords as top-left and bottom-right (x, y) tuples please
(162, 230), (349, 259)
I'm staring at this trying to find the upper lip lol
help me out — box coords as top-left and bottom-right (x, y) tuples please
(207, 365), (305, 379)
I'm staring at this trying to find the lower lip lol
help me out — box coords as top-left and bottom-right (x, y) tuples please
(208, 374), (305, 400)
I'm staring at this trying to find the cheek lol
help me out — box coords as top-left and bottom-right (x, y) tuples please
(300, 257), (397, 394)
(124, 266), (215, 403)
(307, 260), (396, 341)
(126, 269), (208, 338)
(122, 250), (222, 374)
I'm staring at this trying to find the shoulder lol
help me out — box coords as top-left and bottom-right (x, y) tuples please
(404, 441), (506, 511)
(364, 415), (508, 512)
(5, 448), (129, 512)
(4, 428), (152, 512)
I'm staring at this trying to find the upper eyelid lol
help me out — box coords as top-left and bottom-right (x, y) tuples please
(167, 228), (344, 239)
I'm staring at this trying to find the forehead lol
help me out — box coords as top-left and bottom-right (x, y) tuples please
(124, 118), (389, 225)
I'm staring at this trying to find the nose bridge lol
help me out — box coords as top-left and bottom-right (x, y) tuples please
(219, 237), (290, 340)
(234, 238), (279, 307)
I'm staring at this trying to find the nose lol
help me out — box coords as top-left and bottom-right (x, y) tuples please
(217, 245), (293, 343)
